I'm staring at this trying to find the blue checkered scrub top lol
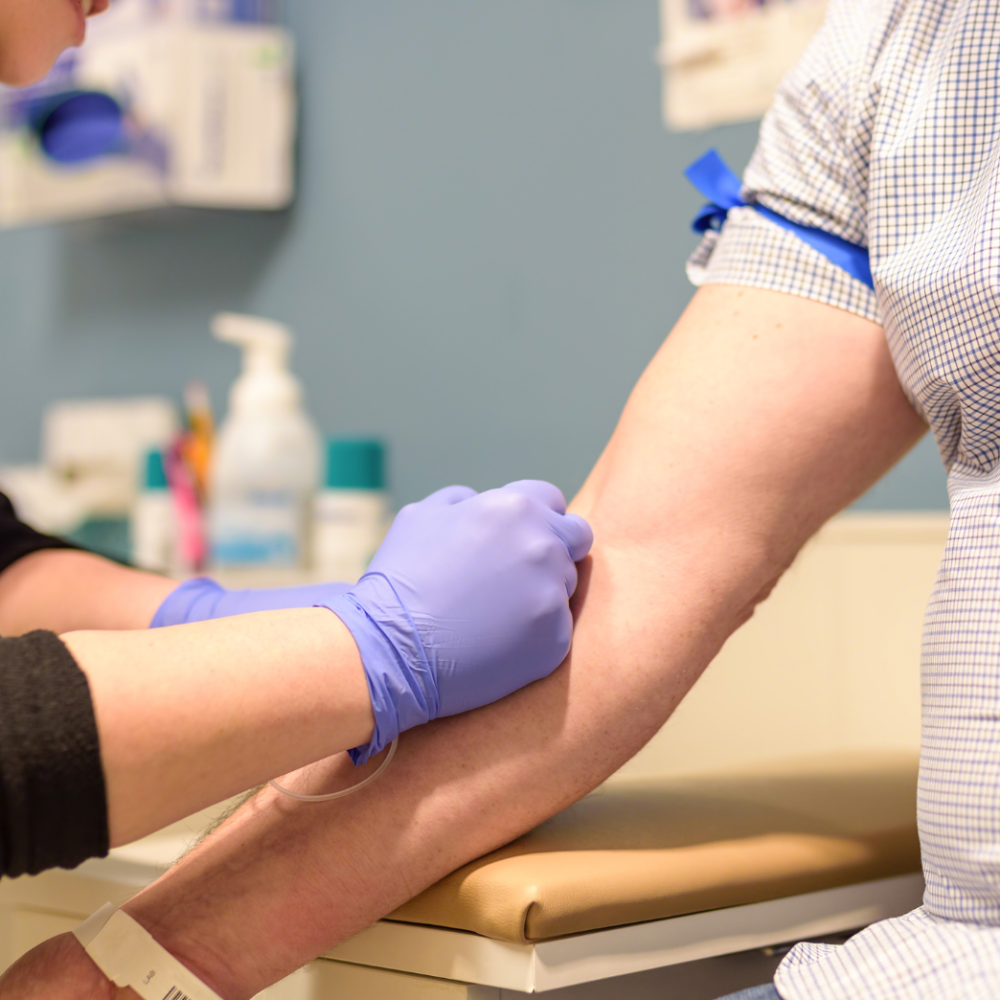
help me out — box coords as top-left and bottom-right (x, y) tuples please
(689, 1), (1000, 998)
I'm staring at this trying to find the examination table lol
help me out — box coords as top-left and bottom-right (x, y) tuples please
(0, 514), (943, 996)
(0, 750), (923, 999)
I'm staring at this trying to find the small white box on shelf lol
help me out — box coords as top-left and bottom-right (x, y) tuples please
(0, 0), (295, 226)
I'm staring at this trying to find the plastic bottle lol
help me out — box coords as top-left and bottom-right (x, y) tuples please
(131, 447), (176, 574)
(208, 312), (321, 569)
(313, 438), (390, 582)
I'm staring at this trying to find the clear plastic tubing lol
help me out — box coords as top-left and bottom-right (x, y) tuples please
(268, 737), (399, 802)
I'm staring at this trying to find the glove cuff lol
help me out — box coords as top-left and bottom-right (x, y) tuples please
(321, 574), (437, 764)
(150, 578), (224, 628)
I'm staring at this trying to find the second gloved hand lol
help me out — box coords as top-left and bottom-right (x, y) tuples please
(323, 481), (593, 763)
(150, 578), (353, 628)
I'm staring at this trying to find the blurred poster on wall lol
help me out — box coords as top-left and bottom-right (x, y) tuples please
(659, 0), (828, 130)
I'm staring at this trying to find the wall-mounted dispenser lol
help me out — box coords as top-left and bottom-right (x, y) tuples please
(0, 0), (295, 226)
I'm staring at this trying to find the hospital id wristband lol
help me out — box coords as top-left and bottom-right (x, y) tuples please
(74, 903), (223, 1000)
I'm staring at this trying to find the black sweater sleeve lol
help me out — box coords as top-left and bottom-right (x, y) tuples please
(0, 491), (76, 575)
(0, 631), (109, 876)
(0, 493), (108, 875)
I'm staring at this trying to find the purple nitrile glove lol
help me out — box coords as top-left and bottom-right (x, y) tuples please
(321, 480), (594, 764)
(151, 577), (354, 628)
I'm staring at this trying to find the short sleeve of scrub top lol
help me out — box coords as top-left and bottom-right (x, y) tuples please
(686, 0), (881, 325)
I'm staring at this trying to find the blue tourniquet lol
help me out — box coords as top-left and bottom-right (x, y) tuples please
(684, 149), (873, 290)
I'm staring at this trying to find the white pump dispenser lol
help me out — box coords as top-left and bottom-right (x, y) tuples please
(208, 312), (321, 569)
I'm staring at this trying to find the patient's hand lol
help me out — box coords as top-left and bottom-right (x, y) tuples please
(0, 934), (135, 1000)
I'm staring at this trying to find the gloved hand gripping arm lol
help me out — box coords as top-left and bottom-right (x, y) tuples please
(326, 481), (592, 762)
(152, 480), (592, 763)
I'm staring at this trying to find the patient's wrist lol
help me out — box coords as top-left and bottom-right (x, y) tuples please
(117, 753), (401, 1000)
(116, 901), (242, 1000)
(76, 904), (225, 1000)
(119, 801), (314, 1000)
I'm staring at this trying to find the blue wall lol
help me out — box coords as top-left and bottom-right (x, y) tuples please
(0, 1), (948, 511)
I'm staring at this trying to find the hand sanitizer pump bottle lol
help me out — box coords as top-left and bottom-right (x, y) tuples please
(208, 312), (321, 570)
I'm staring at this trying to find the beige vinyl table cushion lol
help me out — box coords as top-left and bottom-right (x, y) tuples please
(388, 752), (921, 943)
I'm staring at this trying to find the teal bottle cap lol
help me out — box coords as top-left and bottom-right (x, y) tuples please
(325, 438), (385, 490)
(143, 448), (169, 491)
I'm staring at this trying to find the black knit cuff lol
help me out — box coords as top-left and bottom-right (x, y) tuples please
(0, 631), (109, 876)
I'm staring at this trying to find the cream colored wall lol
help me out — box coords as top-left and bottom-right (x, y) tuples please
(607, 513), (949, 783)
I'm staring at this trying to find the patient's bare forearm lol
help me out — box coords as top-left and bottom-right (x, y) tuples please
(121, 286), (927, 1000)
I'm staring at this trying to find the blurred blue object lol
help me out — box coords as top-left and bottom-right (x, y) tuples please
(33, 91), (125, 164)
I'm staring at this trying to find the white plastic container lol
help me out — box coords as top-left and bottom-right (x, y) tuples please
(131, 447), (176, 574)
(313, 438), (390, 582)
(208, 312), (320, 569)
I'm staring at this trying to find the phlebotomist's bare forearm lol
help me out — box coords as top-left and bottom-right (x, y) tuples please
(0, 548), (176, 636)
